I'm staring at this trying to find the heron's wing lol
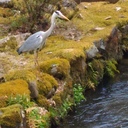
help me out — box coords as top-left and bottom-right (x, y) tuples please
(19, 31), (46, 53)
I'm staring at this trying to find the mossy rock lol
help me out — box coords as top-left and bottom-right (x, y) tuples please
(37, 73), (58, 98)
(40, 35), (85, 61)
(4, 70), (38, 98)
(39, 58), (70, 80)
(5, 69), (36, 83)
(60, 7), (78, 20)
(36, 95), (51, 109)
(0, 104), (24, 128)
(0, 79), (30, 97)
(0, 79), (30, 107)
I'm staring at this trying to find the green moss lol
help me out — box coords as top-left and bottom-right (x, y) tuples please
(0, 79), (30, 108)
(36, 95), (50, 109)
(0, 37), (17, 52)
(37, 73), (58, 97)
(0, 57), (13, 74)
(39, 35), (86, 61)
(0, 104), (23, 128)
(5, 69), (36, 83)
(39, 58), (70, 79)
(70, 1), (128, 45)
(0, 79), (30, 97)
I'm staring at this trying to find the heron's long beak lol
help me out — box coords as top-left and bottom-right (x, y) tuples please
(61, 14), (69, 21)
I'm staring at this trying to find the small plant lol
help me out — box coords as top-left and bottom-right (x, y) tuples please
(10, 15), (27, 31)
(105, 59), (119, 78)
(88, 62), (99, 85)
(21, 0), (54, 32)
(28, 108), (49, 128)
(73, 84), (86, 105)
(7, 94), (34, 109)
(58, 98), (73, 118)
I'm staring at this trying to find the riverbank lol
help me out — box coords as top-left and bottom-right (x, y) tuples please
(0, 1), (128, 127)
(60, 58), (128, 128)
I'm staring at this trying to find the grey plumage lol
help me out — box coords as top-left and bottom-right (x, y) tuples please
(17, 31), (46, 54)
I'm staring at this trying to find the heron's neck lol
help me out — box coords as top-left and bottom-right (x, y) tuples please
(45, 14), (56, 37)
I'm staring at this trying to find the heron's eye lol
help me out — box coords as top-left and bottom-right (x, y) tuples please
(55, 11), (59, 15)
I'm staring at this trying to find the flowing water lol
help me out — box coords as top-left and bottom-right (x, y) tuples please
(59, 59), (128, 128)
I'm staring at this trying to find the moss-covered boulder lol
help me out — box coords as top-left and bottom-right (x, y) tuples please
(0, 104), (25, 128)
(0, 79), (30, 97)
(5, 69), (36, 83)
(39, 58), (70, 80)
(4, 69), (38, 98)
(36, 95), (51, 109)
(37, 73), (58, 98)
(0, 79), (30, 107)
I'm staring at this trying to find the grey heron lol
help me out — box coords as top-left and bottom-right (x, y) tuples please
(17, 10), (69, 67)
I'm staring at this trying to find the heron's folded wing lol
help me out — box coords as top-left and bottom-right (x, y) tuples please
(20, 31), (45, 52)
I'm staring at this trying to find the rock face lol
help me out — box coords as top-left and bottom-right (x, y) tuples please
(105, 27), (123, 60)
(94, 26), (123, 60)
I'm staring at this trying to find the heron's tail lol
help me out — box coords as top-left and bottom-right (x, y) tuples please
(17, 47), (22, 55)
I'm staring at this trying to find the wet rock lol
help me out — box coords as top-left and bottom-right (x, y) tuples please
(106, 26), (123, 60)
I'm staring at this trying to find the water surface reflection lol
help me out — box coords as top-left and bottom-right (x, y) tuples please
(60, 59), (128, 128)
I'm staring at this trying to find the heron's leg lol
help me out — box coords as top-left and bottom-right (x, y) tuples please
(34, 50), (41, 80)
(34, 50), (39, 68)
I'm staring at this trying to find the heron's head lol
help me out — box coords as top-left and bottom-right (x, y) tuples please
(54, 10), (69, 21)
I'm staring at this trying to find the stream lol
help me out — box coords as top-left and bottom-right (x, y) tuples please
(59, 59), (128, 128)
